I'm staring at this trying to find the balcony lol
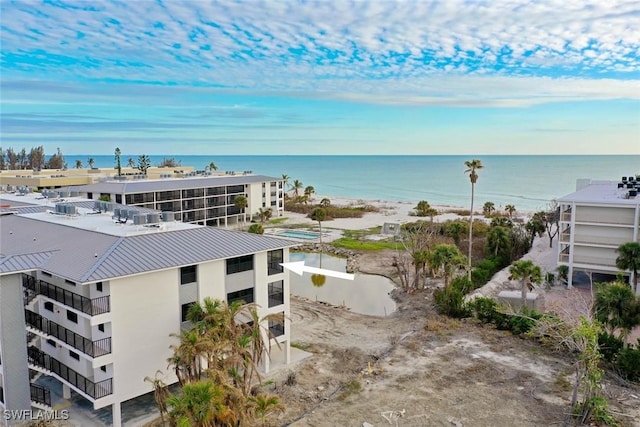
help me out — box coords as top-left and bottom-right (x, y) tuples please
(25, 309), (111, 357)
(30, 384), (51, 407)
(23, 275), (110, 316)
(27, 346), (112, 399)
(572, 255), (617, 267)
(574, 235), (629, 246)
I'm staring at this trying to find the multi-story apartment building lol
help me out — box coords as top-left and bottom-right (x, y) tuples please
(0, 195), (295, 426)
(557, 178), (640, 292)
(69, 174), (285, 227)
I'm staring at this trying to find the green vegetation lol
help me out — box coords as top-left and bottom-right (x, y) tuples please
(268, 217), (288, 225)
(337, 379), (362, 401)
(615, 241), (640, 293)
(148, 298), (285, 427)
(248, 223), (264, 234)
(332, 238), (401, 251)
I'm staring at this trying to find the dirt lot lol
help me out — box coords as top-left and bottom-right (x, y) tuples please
(262, 251), (640, 427)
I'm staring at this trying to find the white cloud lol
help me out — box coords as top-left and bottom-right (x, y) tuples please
(0, 0), (638, 106)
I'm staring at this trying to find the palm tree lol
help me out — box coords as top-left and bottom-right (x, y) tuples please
(167, 380), (237, 427)
(486, 226), (510, 258)
(127, 157), (135, 168)
(411, 250), (430, 289)
(114, 147), (122, 176)
(310, 207), (326, 244)
(87, 157), (95, 169)
(505, 204), (516, 219)
(206, 161), (218, 172)
(616, 242), (640, 293)
(446, 221), (466, 247)
(482, 201), (495, 218)
(257, 207), (272, 224)
(429, 244), (467, 287)
(250, 393), (285, 427)
(234, 195), (248, 228)
(509, 260), (542, 309)
(304, 186), (315, 203)
(320, 198), (331, 208)
(594, 281), (640, 342)
(144, 371), (170, 426)
(291, 179), (303, 198)
(464, 159), (483, 278)
(75, 159), (83, 169)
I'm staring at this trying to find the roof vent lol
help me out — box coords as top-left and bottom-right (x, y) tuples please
(147, 213), (161, 224)
(133, 214), (147, 225)
(162, 211), (175, 222)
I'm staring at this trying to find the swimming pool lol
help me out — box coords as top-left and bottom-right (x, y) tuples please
(276, 230), (321, 240)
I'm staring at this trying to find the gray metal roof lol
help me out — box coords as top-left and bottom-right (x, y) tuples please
(69, 175), (280, 194)
(0, 199), (158, 215)
(0, 214), (297, 282)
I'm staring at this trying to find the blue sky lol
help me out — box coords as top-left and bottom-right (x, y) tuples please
(1, 0), (639, 155)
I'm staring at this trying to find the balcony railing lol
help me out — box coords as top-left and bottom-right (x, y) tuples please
(23, 275), (110, 315)
(269, 323), (285, 337)
(30, 384), (51, 407)
(268, 261), (284, 275)
(25, 309), (111, 357)
(268, 292), (284, 308)
(573, 235), (631, 246)
(27, 346), (112, 399)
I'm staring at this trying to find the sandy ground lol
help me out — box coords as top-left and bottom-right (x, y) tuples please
(257, 197), (640, 426)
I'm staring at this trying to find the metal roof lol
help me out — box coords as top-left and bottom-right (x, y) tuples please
(69, 175), (280, 194)
(0, 198), (158, 215)
(0, 214), (297, 282)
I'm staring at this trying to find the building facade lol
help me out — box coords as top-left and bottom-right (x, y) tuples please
(557, 178), (640, 292)
(69, 174), (285, 227)
(0, 198), (295, 426)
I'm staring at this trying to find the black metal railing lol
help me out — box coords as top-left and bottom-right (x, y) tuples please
(268, 292), (284, 308)
(27, 346), (113, 399)
(23, 275), (110, 315)
(269, 323), (285, 337)
(25, 309), (111, 357)
(30, 384), (51, 407)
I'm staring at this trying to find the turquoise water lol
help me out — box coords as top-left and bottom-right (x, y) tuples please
(276, 230), (321, 240)
(77, 155), (639, 211)
(289, 252), (396, 317)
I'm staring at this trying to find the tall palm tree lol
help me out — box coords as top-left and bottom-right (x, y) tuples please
(234, 195), (248, 228)
(114, 147), (122, 176)
(291, 179), (303, 198)
(310, 207), (326, 244)
(505, 204), (516, 219)
(509, 260), (542, 309)
(75, 159), (83, 169)
(464, 159), (483, 279)
(144, 371), (170, 426)
(87, 157), (95, 169)
(616, 242), (640, 293)
(127, 158), (135, 168)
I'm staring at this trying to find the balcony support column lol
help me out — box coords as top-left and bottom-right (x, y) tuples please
(112, 400), (122, 427)
(63, 384), (71, 399)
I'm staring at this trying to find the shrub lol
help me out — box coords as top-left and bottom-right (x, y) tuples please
(469, 297), (500, 324)
(434, 286), (471, 318)
(615, 346), (640, 381)
(450, 276), (474, 294)
(597, 332), (624, 363)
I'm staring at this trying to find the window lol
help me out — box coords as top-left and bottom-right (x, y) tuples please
(65, 279), (75, 286)
(226, 255), (253, 274)
(44, 301), (54, 312)
(98, 323), (105, 332)
(268, 317), (285, 337)
(100, 366), (107, 372)
(115, 194), (122, 204)
(268, 281), (284, 307)
(47, 339), (56, 347)
(181, 302), (196, 322)
(180, 265), (197, 284)
(69, 351), (80, 361)
(66, 310), (78, 324)
(96, 282), (103, 292)
(268, 250), (284, 275)
(227, 288), (254, 305)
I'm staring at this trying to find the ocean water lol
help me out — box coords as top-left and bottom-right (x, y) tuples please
(79, 155), (639, 211)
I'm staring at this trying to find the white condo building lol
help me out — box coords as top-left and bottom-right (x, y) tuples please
(68, 174), (285, 227)
(557, 177), (640, 292)
(0, 195), (296, 426)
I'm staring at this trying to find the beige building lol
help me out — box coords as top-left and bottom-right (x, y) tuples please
(557, 178), (640, 292)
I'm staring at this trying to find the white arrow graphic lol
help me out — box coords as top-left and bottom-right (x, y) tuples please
(280, 261), (355, 281)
